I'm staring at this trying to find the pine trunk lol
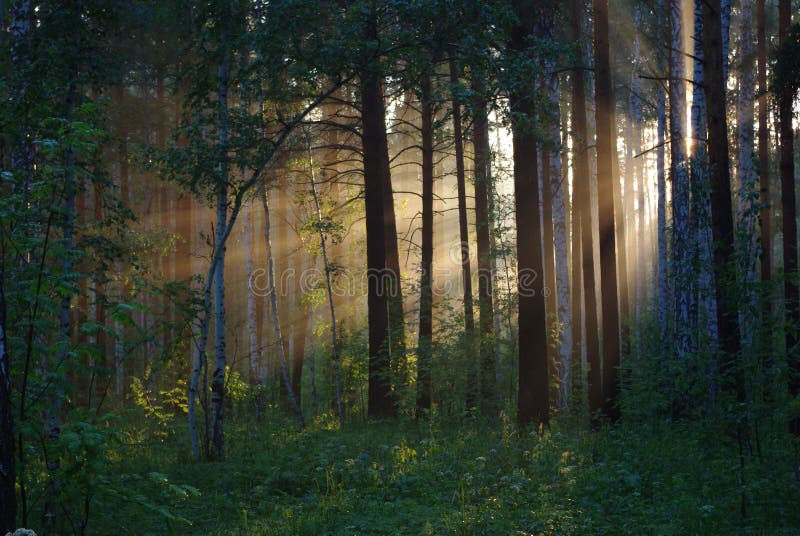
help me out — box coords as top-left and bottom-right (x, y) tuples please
(511, 0), (549, 429)
(572, 0), (602, 422)
(472, 81), (496, 409)
(702, 0), (745, 402)
(778, 0), (800, 429)
(417, 68), (434, 412)
(361, 7), (394, 418)
(594, 0), (621, 422)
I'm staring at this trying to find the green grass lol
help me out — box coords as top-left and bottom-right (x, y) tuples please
(91, 410), (800, 535)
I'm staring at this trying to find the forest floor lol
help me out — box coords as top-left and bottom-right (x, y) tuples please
(94, 409), (800, 535)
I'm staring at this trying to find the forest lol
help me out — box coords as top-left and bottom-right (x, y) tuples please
(2, 0), (800, 533)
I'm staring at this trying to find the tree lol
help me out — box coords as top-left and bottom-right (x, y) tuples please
(670, 0), (692, 363)
(776, 0), (800, 432)
(702, 0), (744, 402)
(416, 65), (435, 412)
(757, 0), (771, 287)
(545, 65), (574, 408)
(571, 0), (602, 422)
(0, 234), (13, 536)
(510, 0), (549, 429)
(472, 73), (497, 409)
(449, 54), (477, 403)
(737, 0), (758, 351)
(361, 2), (395, 419)
(594, 0), (621, 422)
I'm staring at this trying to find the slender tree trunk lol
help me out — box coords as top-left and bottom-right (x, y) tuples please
(757, 0), (771, 286)
(631, 5), (645, 320)
(657, 85), (668, 333)
(156, 74), (170, 364)
(417, 68), (434, 412)
(778, 0), (800, 430)
(547, 70), (573, 409)
(594, 0), (621, 422)
(510, 1), (549, 429)
(261, 187), (305, 428)
(209, 8), (230, 460)
(93, 177), (106, 405)
(703, 0), (745, 401)
(571, 187), (584, 399)
(361, 7), (394, 418)
(245, 200), (261, 405)
(291, 231), (308, 406)
(43, 56), (80, 533)
(541, 140), (558, 405)
(116, 85), (131, 403)
(472, 79), (496, 409)
(277, 186), (289, 401)
(0, 247), (14, 535)
(670, 0), (691, 365)
(307, 146), (344, 426)
(572, 0), (602, 422)
(737, 0), (758, 349)
(449, 57), (475, 338)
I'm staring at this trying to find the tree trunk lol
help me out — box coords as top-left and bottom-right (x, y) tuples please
(737, 0), (757, 349)
(510, 0), (549, 429)
(261, 187), (305, 428)
(417, 68), (434, 412)
(702, 0), (745, 402)
(594, 0), (621, 422)
(291, 235), (308, 407)
(670, 0), (692, 365)
(778, 0), (800, 430)
(657, 84), (668, 336)
(307, 147), (344, 426)
(361, 7), (394, 419)
(472, 78), (496, 409)
(209, 8), (230, 460)
(93, 176), (106, 405)
(631, 5), (645, 320)
(757, 0), (771, 286)
(0, 247), (14, 536)
(547, 70), (574, 409)
(541, 139), (558, 406)
(449, 57), (475, 338)
(572, 0), (602, 422)
(245, 200), (261, 402)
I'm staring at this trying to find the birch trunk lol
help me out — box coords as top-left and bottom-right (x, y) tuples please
(209, 7), (230, 460)
(737, 0), (758, 348)
(307, 147), (344, 426)
(245, 200), (261, 404)
(670, 0), (692, 361)
(262, 187), (305, 428)
(547, 71), (573, 409)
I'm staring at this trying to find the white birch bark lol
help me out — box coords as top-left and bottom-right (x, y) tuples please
(261, 187), (304, 428)
(307, 141), (344, 426)
(547, 72), (573, 409)
(245, 199), (260, 391)
(670, 0), (691, 358)
(737, 0), (758, 347)
(692, 0), (719, 347)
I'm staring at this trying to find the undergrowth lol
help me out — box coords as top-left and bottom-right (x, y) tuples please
(91, 409), (800, 535)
